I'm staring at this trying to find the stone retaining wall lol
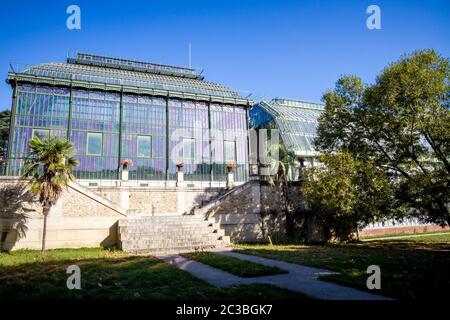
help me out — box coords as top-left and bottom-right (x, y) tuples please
(94, 186), (222, 215)
(0, 177), (125, 251)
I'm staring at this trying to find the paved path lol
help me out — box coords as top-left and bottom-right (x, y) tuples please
(158, 249), (391, 300)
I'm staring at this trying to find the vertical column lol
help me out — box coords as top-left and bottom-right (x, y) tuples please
(117, 87), (124, 180)
(6, 80), (18, 176)
(245, 101), (251, 180)
(165, 94), (170, 182)
(208, 98), (213, 185)
(66, 84), (73, 141)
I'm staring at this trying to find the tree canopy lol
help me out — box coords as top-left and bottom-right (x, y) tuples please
(0, 110), (11, 161)
(315, 49), (449, 226)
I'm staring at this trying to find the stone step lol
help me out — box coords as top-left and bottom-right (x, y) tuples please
(121, 231), (225, 239)
(122, 217), (206, 222)
(120, 240), (227, 250)
(121, 236), (230, 246)
(119, 227), (221, 233)
(119, 222), (217, 228)
(120, 229), (225, 238)
(118, 214), (229, 254)
(122, 245), (231, 256)
(119, 226), (221, 233)
(120, 222), (216, 228)
(121, 236), (224, 243)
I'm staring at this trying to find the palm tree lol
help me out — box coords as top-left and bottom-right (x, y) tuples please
(22, 136), (78, 254)
(266, 143), (298, 237)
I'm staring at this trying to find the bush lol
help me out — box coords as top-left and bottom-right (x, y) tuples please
(302, 151), (394, 242)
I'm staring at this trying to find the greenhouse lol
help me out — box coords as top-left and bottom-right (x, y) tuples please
(249, 98), (325, 167)
(5, 53), (251, 183)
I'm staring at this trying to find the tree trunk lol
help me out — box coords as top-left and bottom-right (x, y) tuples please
(41, 207), (50, 255)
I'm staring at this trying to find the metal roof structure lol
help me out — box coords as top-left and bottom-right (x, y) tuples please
(7, 53), (250, 105)
(250, 98), (325, 157)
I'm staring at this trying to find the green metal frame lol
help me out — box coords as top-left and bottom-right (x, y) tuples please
(86, 132), (103, 156)
(31, 128), (50, 139)
(7, 73), (251, 107)
(136, 135), (152, 159)
(6, 80), (18, 176)
(67, 84), (73, 140)
(6, 73), (252, 181)
(165, 94), (170, 181)
(117, 87), (124, 179)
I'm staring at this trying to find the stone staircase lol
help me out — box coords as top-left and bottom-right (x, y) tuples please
(118, 215), (231, 255)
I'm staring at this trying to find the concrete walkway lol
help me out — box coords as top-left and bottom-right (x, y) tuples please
(158, 249), (391, 300)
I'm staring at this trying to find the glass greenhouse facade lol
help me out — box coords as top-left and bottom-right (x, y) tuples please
(249, 98), (324, 166)
(6, 53), (250, 183)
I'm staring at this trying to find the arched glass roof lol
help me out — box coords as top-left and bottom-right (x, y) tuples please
(252, 98), (325, 157)
(10, 54), (240, 98)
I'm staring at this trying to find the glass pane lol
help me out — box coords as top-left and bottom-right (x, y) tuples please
(137, 135), (151, 158)
(224, 141), (236, 162)
(182, 138), (195, 160)
(87, 132), (102, 156)
(32, 129), (50, 140)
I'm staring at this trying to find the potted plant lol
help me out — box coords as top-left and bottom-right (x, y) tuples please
(226, 162), (236, 172)
(120, 159), (133, 182)
(175, 162), (184, 187)
(120, 159), (133, 170)
(176, 162), (184, 171)
(226, 163), (236, 189)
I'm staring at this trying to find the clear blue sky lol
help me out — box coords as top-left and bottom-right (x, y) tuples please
(0, 0), (449, 110)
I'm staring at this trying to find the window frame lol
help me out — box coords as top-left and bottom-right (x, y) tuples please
(224, 140), (237, 163)
(182, 138), (195, 161)
(86, 132), (103, 156)
(137, 135), (152, 159)
(32, 128), (50, 140)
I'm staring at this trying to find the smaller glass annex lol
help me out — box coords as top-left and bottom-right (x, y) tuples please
(249, 98), (325, 165)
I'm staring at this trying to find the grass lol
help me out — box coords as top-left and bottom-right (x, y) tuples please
(360, 229), (450, 240)
(182, 252), (287, 277)
(0, 247), (307, 300)
(235, 233), (450, 300)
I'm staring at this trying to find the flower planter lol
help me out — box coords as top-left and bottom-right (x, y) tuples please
(226, 171), (235, 189)
(121, 169), (129, 181)
(176, 171), (184, 187)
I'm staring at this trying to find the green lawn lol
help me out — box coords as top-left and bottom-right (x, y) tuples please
(236, 233), (450, 300)
(0, 248), (307, 300)
(182, 252), (287, 277)
(360, 229), (450, 240)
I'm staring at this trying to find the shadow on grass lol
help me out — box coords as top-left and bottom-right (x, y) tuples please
(0, 249), (307, 300)
(235, 241), (450, 300)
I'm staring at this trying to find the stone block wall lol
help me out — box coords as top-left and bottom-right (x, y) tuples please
(0, 177), (125, 251)
(0, 176), (308, 250)
(94, 186), (221, 215)
(205, 180), (291, 242)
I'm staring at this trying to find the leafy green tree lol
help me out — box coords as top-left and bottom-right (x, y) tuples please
(316, 50), (450, 226)
(22, 136), (78, 254)
(0, 110), (11, 161)
(303, 151), (393, 241)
